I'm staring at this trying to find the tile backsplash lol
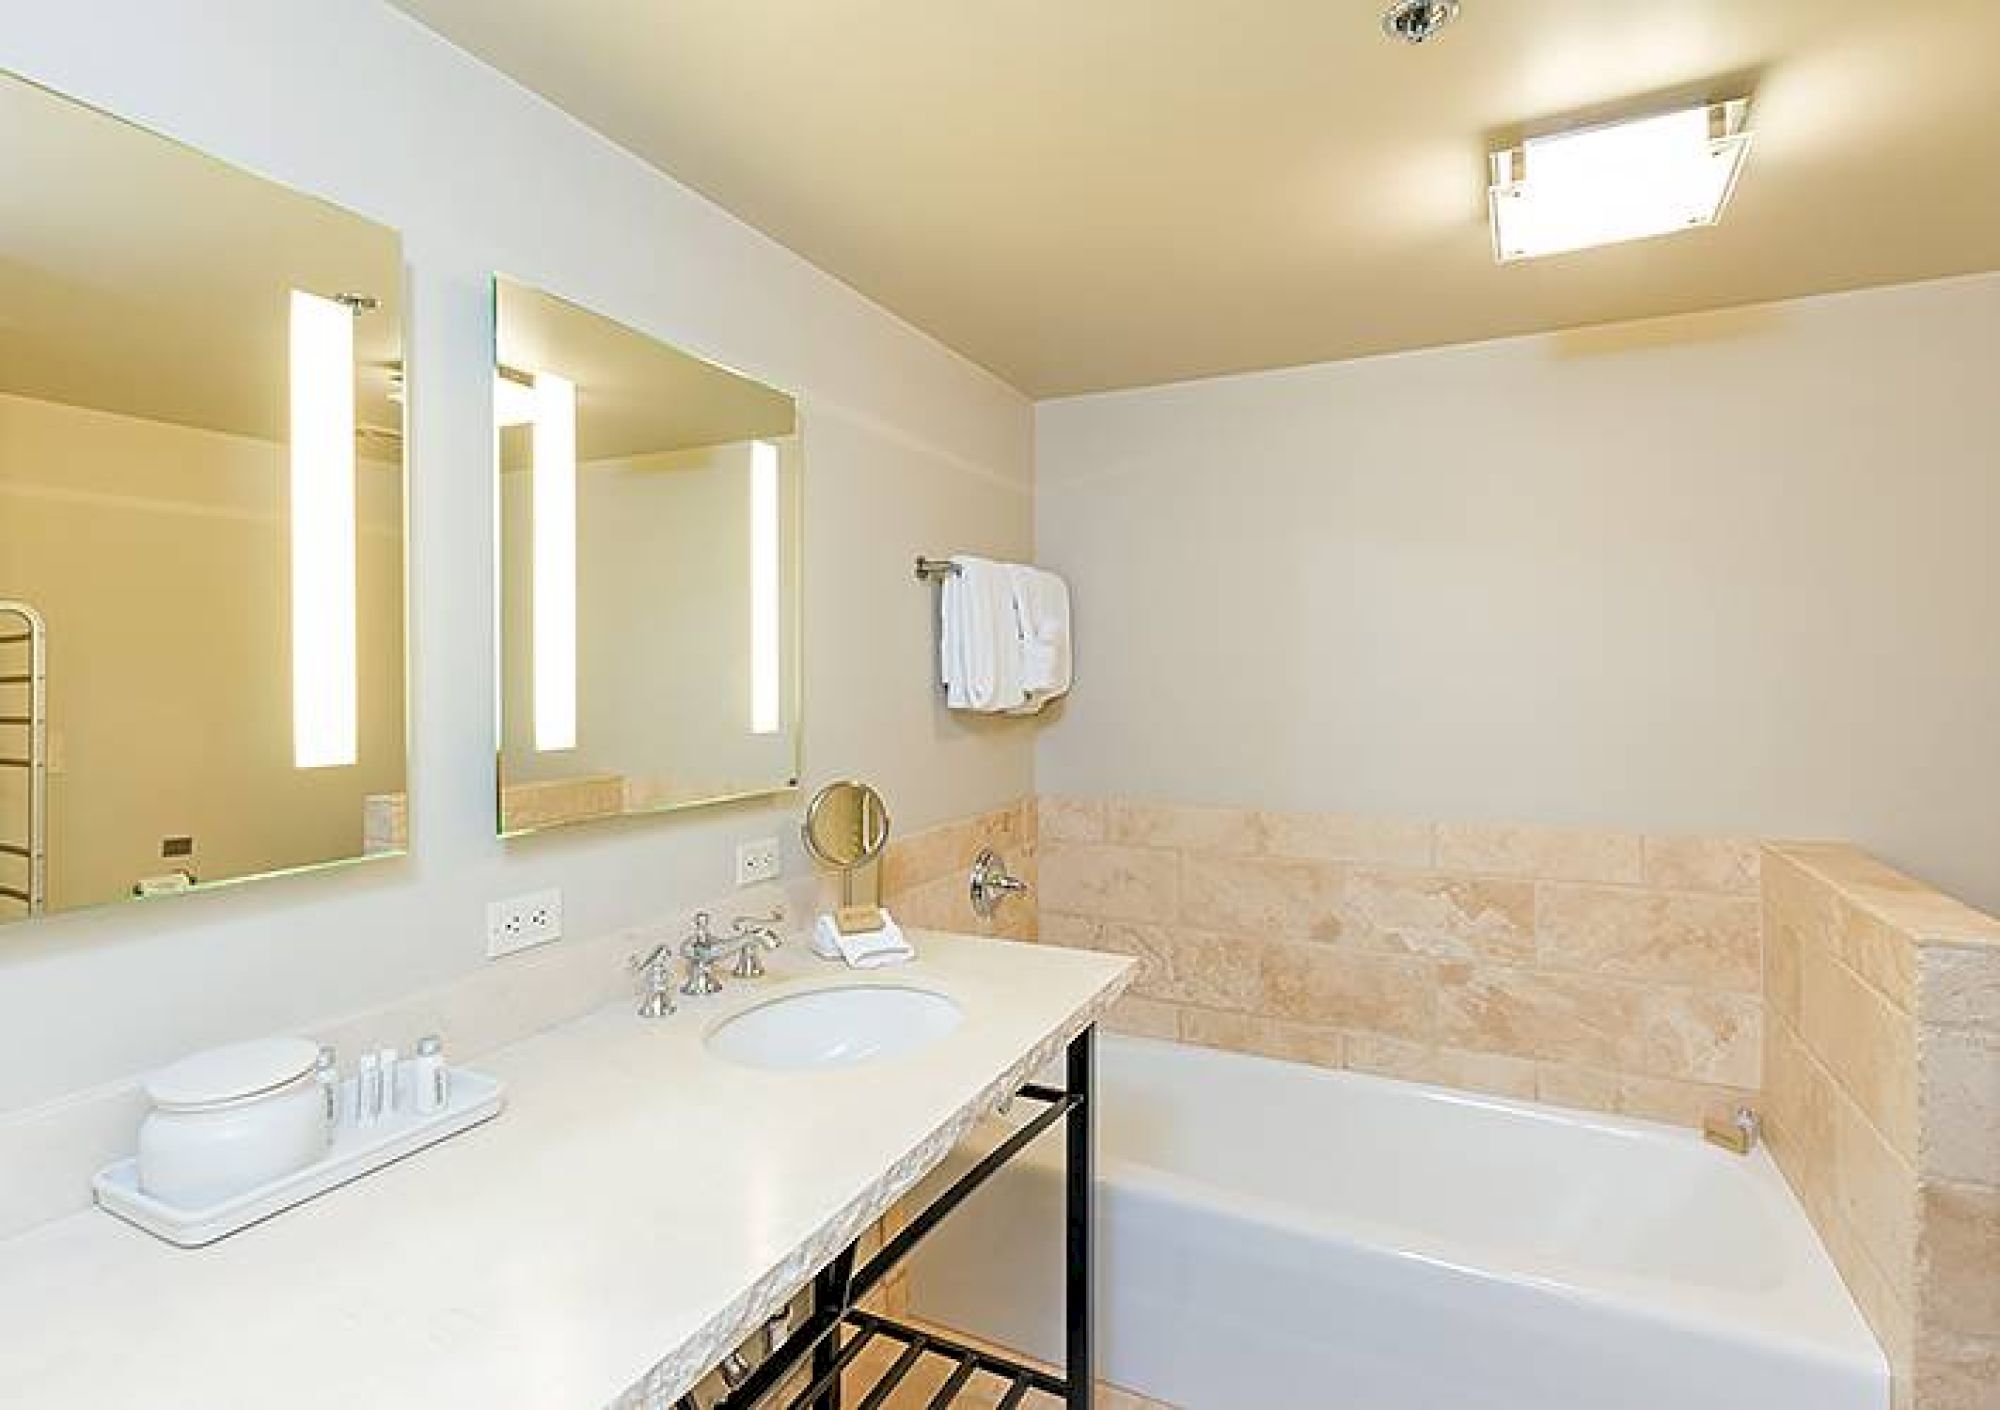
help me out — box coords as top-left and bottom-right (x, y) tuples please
(1035, 797), (1763, 1128)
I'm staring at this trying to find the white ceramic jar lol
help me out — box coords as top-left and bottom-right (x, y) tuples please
(138, 1037), (328, 1208)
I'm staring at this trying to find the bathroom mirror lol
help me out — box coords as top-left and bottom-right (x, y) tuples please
(802, 780), (891, 917)
(492, 278), (802, 835)
(0, 70), (407, 926)
(802, 780), (892, 871)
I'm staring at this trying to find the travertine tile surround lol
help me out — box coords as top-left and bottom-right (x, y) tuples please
(881, 799), (1039, 944)
(1763, 843), (2000, 1410)
(1036, 797), (1764, 1128)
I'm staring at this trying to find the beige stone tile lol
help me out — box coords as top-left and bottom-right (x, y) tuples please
(1830, 1084), (1922, 1291)
(1763, 1017), (1837, 1213)
(1629, 986), (1762, 1087)
(1538, 884), (1761, 991)
(1105, 800), (1267, 854)
(1339, 870), (1536, 964)
(1435, 965), (1642, 1068)
(1345, 1033), (1539, 1099)
(1038, 842), (1178, 923)
(1644, 835), (1762, 896)
(1101, 993), (1180, 1040)
(882, 814), (975, 894)
(1764, 875), (1807, 1026)
(1796, 941), (1918, 1158)
(1178, 1008), (1345, 1070)
(1921, 1180), (2000, 1339)
(889, 871), (983, 935)
(1915, 1329), (2000, 1410)
(1435, 821), (1645, 884)
(1921, 1028), (2000, 1185)
(1615, 1074), (1757, 1129)
(1770, 843), (2000, 949)
(1830, 894), (1918, 1014)
(1923, 945), (2000, 1032)
(1536, 1062), (1622, 1116)
(1261, 811), (1435, 866)
(1179, 853), (1343, 940)
(1257, 941), (1434, 1040)
(1036, 795), (1106, 844)
(1082, 922), (1262, 1012)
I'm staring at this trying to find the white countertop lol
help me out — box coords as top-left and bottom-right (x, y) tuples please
(0, 932), (1132, 1409)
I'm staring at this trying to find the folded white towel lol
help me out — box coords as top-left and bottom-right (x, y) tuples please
(940, 556), (1027, 713)
(811, 912), (916, 968)
(1005, 564), (1071, 715)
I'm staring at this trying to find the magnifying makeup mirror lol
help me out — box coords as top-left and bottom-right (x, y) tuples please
(801, 780), (891, 932)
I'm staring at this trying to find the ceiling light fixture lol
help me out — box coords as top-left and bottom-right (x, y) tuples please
(1489, 99), (1753, 262)
(1382, 0), (1459, 45)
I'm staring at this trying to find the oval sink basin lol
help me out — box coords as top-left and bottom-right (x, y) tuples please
(706, 986), (963, 1072)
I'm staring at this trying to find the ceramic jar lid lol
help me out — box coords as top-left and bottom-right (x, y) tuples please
(144, 1037), (320, 1111)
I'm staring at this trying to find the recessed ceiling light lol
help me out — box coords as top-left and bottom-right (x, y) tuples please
(1382, 0), (1460, 45)
(1489, 99), (1753, 262)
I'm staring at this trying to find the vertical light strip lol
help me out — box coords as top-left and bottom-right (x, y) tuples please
(289, 290), (357, 769)
(532, 372), (578, 752)
(750, 439), (781, 736)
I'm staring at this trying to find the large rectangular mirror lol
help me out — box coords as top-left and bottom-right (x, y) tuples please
(0, 71), (406, 925)
(492, 279), (801, 835)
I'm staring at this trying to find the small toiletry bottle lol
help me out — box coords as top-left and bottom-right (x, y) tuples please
(315, 1045), (340, 1134)
(411, 1036), (447, 1115)
(377, 1046), (400, 1117)
(356, 1052), (381, 1127)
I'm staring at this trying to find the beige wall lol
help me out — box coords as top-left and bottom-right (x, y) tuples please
(1763, 844), (2000, 1410)
(1035, 274), (2000, 916)
(0, 392), (406, 910)
(0, 1), (1032, 1118)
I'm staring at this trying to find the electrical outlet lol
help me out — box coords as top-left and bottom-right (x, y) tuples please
(735, 837), (781, 887)
(486, 887), (562, 958)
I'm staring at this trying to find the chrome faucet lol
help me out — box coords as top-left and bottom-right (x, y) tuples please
(679, 909), (786, 995)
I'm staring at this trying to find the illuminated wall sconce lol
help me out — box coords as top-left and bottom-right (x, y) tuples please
(529, 372), (577, 753)
(288, 289), (359, 770)
(749, 439), (781, 736)
(1489, 98), (1752, 262)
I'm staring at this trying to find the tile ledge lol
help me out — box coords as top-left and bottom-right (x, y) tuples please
(1763, 842), (2000, 948)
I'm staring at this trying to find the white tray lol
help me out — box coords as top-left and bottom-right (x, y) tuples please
(93, 1068), (506, 1247)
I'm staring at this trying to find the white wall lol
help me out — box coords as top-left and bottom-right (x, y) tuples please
(1036, 274), (2000, 914)
(0, 0), (1032, 1113)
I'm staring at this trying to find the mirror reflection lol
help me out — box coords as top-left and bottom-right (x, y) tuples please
(492, 278), (801, 835)
(0, 71), (406, 924)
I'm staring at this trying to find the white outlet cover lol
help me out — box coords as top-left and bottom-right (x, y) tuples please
(735, 838), (781, 887)
(487, 887), (563, 958)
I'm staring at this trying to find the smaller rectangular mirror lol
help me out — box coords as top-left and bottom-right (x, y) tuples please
(493, 278), (802, 835)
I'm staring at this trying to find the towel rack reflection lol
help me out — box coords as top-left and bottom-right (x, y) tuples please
(913, 556), (961, 582)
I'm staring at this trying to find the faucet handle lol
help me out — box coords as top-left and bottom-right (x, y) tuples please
(731, 907), (786, 946)
(629, 944), (677, 1019)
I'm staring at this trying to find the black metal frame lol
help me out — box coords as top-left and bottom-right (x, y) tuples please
(711, 1026), (1096, 1410)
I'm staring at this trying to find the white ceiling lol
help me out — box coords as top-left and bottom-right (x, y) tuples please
(390, 0), (2000, 397)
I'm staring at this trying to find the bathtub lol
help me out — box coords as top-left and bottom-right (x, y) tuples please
(907, 1035), (1886, 1410)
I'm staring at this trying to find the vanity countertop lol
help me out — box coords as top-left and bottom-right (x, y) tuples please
(0, 931), (1132, 1410)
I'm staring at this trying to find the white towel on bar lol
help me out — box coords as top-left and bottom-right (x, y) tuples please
(940, 555), (1027, 712)
(1006, 564), (1072, 715)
